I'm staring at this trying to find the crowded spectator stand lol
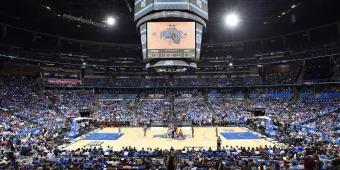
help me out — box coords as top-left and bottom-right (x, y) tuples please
(0, 76), (339, 169)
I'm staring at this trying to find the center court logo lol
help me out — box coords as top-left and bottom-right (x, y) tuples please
(222, 129), (235, 132)
(153, 133), (191, 140)
(84, 141), (103, 147)
(158, 24), (188, 45)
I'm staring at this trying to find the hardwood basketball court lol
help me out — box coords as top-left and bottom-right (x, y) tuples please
(63, 127), (283, 151)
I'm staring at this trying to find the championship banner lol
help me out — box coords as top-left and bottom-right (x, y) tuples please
(47, 78), (80, 85)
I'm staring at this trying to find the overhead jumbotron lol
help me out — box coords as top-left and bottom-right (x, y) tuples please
(134, 0), (208, 72)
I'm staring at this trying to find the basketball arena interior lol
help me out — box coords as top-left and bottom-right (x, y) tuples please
(0, 0), (339, 169)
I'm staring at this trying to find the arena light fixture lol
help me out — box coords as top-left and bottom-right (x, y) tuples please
(225, 13), (240, 28)
(106, 17), (116, 26)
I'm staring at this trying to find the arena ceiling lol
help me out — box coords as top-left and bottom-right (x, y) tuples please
(0, 0), (339, 44)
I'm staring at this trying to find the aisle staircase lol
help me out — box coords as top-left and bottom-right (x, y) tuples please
(297, 61), (306, 83)
(243, 93), (252, 111)
(36, 77), (65, 117)
(287, 87), (300, 111)
(204, 94), (216, 115)
(93, 91), (100, 113)
(43, 91), (66, 117)
(331, 65), (339, 81)
(205, 100), (216, 115)
(131, 95), (140, 126)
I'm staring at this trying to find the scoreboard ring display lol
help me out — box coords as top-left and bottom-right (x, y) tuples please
(134, 0), (208, 21)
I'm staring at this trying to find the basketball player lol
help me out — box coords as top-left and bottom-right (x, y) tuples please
(191, 126), (194, 138)
(217, 136), (222, 151)
(215, 126), (218, 137)
(143, 125), (147, 137)
(172, 128), (175, 139)
(118, 126), (121, 134)
(178, 129), (184, 139)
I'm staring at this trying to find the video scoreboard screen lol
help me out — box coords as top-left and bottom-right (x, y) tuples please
(140, 22), (203, 60)
(134, 0), (208, 21)
(147, 22), (196, 59)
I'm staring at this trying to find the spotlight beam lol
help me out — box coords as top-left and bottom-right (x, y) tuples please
(225, 13), (240, 28)
(106, 17), (116, 26)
